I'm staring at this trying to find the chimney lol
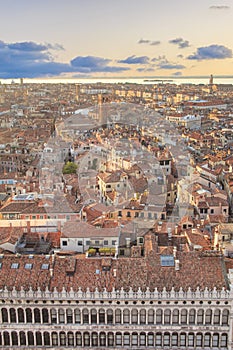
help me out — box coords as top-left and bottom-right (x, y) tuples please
(173, 246), (177, 258)
(168, 227), (172, 240)
(27, 221), (31, 233)
(175, 259), (180, 271)
(126, 237), (131, 248)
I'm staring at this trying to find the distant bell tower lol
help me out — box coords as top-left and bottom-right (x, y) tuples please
(75, 84), (80, 102)
(209, 74), (213, 85)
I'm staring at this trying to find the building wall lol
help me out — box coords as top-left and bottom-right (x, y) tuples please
(0, 287), (231, 349)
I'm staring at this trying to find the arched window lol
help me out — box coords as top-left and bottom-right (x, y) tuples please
(42, 308), (49, 323)
(204, 333), (211, 347)
(58, 309), (65, 324)
(19, 331), (26, 346)
(76, 332), (82, 346)
(181, 309), (187, 324)
(131, 309), (138, 324)
(155, 332), (162, 346)
(140, 309), (146, 324)
(26, 308), (32, 323)
(221, 333), (228, 348)
(212, 333), (219, 347)
(222, 309), (229, 326)
(1, 308), (8, 323)
(99, 309), (105, 324)
(148, 332), (154, 346)
(116, 332), (122, 346)
(36, 332), (42, 346)
(189, 309), (196, 324)
(205, 309), (212, 325)
(68, 332), (74, 346)
(156, 309), (162, 324)
(10, 308), (16, 323)
(84, 332), (90, 346)
(52, 332), (58, 346)
(164, 309), (171, 324)
(214, 309), (220, 325)
(91, 309), (97, 324)
(107, 309), (113, 324)
(34, 308), (41, 323)
(28, 331), (34, 346)
(51, 309), (57, 324)
(74, 308), (81, 323)
(148, 309), (154, 324)
(123, 309), (130, 324)
(12, 331), (18, 346)
(172, 333), (178, 346)
(132, 333), (138, 346)
(164, 332), (170, 346)
(44, 332), (50, 346)
(108, 332), (114, 347)
(197, 309), (204, 324)
(188, 333), (194, 347)
(60, 332), (66, 346)
(83, 309), (89, 324)
(100, 332), (106, 346)
(140, 332), (146, 346)
(67, 309), (73, 323)
(180, 333), (186, 347)
(123, 332), (130, 346)
(115, 309), (121, 324)
(196, 333), (203, 347)
(18, 308), (25, 323)
(92, 332), (98, 346)
(172, 309), (179, 324)
(3, 332), (10, 346)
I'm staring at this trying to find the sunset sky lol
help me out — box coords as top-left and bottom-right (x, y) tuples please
(0, 0), (232, 78)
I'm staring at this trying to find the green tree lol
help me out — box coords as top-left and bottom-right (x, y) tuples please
(62, 161), (78, 174)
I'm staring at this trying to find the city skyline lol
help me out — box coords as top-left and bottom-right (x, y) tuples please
(0, 0), (232, 78)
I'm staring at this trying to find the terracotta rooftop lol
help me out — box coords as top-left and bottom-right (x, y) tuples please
(0, 233), (228, 292)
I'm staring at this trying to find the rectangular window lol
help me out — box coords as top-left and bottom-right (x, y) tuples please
(11, 263), (19, 269)
(104, 240), (108, 246)
(24, 263), (33, 270)
(62, 240), (68, 246)
(41, 263), (49, 270)
(78, 241), (83, 246)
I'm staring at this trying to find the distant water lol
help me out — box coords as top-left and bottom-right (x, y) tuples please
(1, 76), (233, 85)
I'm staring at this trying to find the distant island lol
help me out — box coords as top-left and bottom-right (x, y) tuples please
(144, 79), (173, 82)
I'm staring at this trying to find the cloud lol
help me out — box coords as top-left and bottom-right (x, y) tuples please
(0, 40), (129, 78)
(187, 44), (232, 60)
(70, 55), (128, 73)
(151, 55), (167, 63)
(169, 37), (190, 49)
(118, 55), (150, 64)
(159, 63), (185, 70)
(138, 39), (161, 46)
(150, 41), (161, 46)
(137, 67), (155, 72)
(138, 39), (150, 44)
(209, 5), (230, 9)
(172, 71), (183, 76)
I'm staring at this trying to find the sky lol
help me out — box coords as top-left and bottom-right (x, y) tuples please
(0, 0), (232, 78)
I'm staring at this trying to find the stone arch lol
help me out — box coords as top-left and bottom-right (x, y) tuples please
(131, 308), (138, 324)
(99, 308), (105, 324)
(10, 307), (16, 323)
(28, 331), (34, 346)
(26, 308), (32, 323)
(67, 331), (74, 346)
(1, 308), (8, 323)
(44, 331), (50, 346)
(18, 308), (25, 323)
(19, 331), (26, 346)
(36, 331), (42, 346)
(12, 331), (18, 346)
